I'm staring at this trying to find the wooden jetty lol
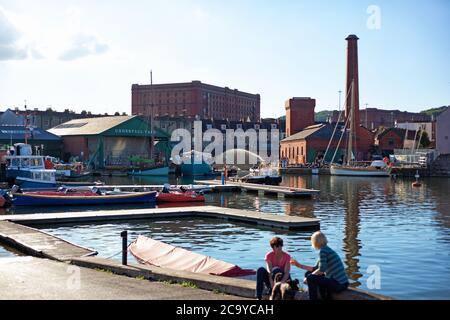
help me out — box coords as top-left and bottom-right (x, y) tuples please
(196, 180), (320, 197)
(0, 206), (319, 230)
(0, 220), (97, 261)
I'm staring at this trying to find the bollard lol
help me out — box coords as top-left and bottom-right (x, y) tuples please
(120, 231), (128, 265)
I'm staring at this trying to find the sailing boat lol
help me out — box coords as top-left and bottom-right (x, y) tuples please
(329, 80), (390, 177)
(129, 71), (169, 177)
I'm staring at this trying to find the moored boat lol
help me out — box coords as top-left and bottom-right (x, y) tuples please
(128, 166), (169, 177)
(6, 143), (60, 188)
(330, 161), (391, 177)
(130, 236), (255, 277)
(157, 191), (205, 203)
(239, 166), (282, 185)
(326, 79), (391, 177)
(10, 188), (157, 206)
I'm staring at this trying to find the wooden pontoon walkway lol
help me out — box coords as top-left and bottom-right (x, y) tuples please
(196, 180), (320, 197)
(0, 220), (97, 261)
(0, 206), (319, 230)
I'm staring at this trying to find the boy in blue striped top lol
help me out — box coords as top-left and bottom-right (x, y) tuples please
(291, 231), (349, 300)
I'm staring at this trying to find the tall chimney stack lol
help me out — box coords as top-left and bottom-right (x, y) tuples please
(345, 34), (360, 128)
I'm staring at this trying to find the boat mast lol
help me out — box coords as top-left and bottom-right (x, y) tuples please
(346, 79), (355, 166)
(24, 100), (28, 145)
(150, 70), (154, 160)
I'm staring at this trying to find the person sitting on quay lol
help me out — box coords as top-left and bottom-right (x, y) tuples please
(290, 231), (349, 300)
(256, 237), (291, 300)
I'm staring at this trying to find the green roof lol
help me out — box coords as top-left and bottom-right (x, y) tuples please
(49, 116), (133, 136)
(48, 115), (167, 139)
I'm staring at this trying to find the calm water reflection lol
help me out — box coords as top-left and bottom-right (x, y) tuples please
(5, 174), (449, 299)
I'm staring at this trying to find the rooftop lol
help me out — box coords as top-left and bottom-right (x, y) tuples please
(48, 116), (134, 136)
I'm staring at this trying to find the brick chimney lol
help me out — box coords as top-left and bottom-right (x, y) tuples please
(285, 97), (315, 137)
(345, 34), (360, 128)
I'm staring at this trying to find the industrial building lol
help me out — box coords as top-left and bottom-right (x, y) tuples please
(132, 80), (261, 123)
(49, 116), (167, 169)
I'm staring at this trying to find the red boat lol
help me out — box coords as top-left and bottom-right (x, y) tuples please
(130, 236), (255, 277)
(157, 191), (205, 203)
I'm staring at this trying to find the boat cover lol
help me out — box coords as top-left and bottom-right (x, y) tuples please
(129, 236), (256, 277)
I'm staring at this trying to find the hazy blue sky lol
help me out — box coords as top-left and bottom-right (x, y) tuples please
(0, 0), (449, 117)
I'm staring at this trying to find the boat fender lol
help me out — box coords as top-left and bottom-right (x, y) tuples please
(10, 185), (22, 194)
(0, 196), (6, 208)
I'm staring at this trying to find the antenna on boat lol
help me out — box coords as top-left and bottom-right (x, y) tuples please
(24, 100), (28, 145)
(150, 70), (154, 160)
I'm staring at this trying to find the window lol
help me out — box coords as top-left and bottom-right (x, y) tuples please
(236, 124), (243, 129)
(206, 124), (213, 130)
(221, 124), (227, 130)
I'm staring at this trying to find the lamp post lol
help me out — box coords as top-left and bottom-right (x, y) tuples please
(338, 90), (342, 112)
(365, 103), (369, 128)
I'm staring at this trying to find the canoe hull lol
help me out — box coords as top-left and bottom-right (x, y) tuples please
(157, 192), (205, 203)
(12, 191), (157, 206)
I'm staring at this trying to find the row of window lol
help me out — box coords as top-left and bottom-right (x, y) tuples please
(281, 146), (305, 159)
(205, 124), (278, 130)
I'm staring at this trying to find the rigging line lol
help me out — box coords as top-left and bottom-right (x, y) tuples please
(331, 108), (352, 165)
(322, 84), (353, 165)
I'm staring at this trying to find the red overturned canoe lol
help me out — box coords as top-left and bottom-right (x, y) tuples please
(157, 191), (205, 203)
(129, 236), (256, 277)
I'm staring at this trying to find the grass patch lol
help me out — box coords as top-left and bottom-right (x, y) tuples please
(159, 279), (198, 289)
(212, 289), (228, 295)
(135, 276), (146, 281)
(180, 281), (198, 289)
(95, 268), (113, 275)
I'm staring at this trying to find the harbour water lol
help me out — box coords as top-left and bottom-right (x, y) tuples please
(2, 174), (449, 299)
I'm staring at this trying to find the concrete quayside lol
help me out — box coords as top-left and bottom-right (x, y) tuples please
(0, 207), (392, 300)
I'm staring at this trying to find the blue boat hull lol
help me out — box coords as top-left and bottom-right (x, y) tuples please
(128, 167), (169, 176)
(15, 177), (57, 189)
(181, 163), (213, 176)
(12, 191), (157, 206)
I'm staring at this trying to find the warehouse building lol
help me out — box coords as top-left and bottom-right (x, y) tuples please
(49, 116), (167, 169)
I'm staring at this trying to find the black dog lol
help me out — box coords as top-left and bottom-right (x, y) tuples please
(270, 273), (300, 300)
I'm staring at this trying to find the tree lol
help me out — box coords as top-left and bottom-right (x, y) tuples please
(419, 130), (431, 148)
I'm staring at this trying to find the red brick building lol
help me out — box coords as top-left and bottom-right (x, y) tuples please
(375, 128), (405, 153)
(285, 98), (315, 137)
(280, 34), (376, 165)
(281, 124), (346, 165)
(132, 81), (260, 122)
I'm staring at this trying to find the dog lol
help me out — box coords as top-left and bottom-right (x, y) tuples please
(269, 273), (300, 300)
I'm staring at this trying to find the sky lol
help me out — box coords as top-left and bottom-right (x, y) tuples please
(0, 0), (449, 118)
